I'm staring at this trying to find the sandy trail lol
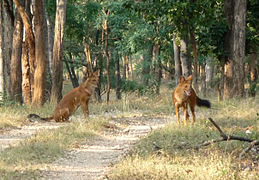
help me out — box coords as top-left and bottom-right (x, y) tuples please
(41, 115), (169, 180)
(0, 114), (170, 179)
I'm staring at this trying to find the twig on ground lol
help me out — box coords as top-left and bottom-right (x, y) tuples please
(195, 118), (258, 157)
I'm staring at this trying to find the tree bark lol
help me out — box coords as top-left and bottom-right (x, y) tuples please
(84, 41), (93, 76)
(154, 44), (162, 95)
(223, 0), (247, 98)
(173, 36), (181, 84)
(232, 0), (246, 97)
(0, 1), (4, 100)
(10, 4), (23, 103)
(32, 0), (47, 106)
(51, 0), (67, 103)
(2, 0), (14, 98)
(14, 0), (35, 104)
(248, 52), (257, 97)
(180, 38), (191, 78)
(115, 54), (121, 100)
(103, 10), (110, 103)
(190, 31), (199, 93)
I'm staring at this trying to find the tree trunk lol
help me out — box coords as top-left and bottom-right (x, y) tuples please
(64, 59), (79, 88)
(173, 36), (181, 84)
(142, 45), (152, 86)
(223, 0), (247, 98)
(2, 0), (14, 98)
(200, 64), (206, 96)
(103, 11), (110, 103)
(43, 0), (52, 99)
(14, 0), (35, 104)
(248, 52), (257, 97)
(10, 4), (23, 103)
(32, 0), (47, 106)
(180, 38), (191, 78)
(0, 1), (4, 100)
(232, 0), (246, 97)
(84, 41), (93, 76)
(154, 44), (162, 95)
(205, 56), (214, 90)
(190, 31), (199, 93)
(115, 54), (121, 100)
(51, 0), (67, 104)
(95, 29), (102, 102)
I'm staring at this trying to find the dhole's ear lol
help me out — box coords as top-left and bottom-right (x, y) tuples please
(186, 75), (192, 81)
(179, 76), (185, 83)
(93, 70), (100, 76)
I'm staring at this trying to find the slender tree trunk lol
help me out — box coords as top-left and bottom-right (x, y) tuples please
(205, 56), (213, 90)
(22, 41), (31, 105)
(43, 0), (52, 99)
(10, 4), (23, 103)
(46, 13), (53, 76)
(142, 45), (152, 86)
(32, 0), (47, 106)
(115, 54), (121, 100)
(0, 1), (4, 100)
(190, 31), (199, 93)
(180, 38), (191, 77)
(95, 29), (102, 102)
(103, 11), (110, 103)
(14, 0), (35, 104)
(154, 44), (162, 94)
(200, 64), (206, 96)
(64, 60), (79, 88)
(248, 52), (257, 97)
(84, 41), (93, 76)
(173, 36), (181, 84)
(3, 0), (14, 98)
(51, 0), (67, 103)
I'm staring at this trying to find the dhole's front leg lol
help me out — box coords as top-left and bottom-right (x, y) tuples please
(80, 100), (89, 118)
(183, 103), (189, 125)
(175, 106), (180, 125)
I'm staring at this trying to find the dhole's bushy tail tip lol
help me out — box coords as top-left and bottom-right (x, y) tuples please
(27, 114), (53, 122)
(196, 97), (211, 108)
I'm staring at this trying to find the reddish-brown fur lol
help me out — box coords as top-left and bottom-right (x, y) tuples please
(27, 70), (99, 122)
(172, 75), (210, 125)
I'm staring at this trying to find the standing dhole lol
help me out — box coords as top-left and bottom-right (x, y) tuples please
(27, 70), (99, 122)
(172, 75), (211, 125)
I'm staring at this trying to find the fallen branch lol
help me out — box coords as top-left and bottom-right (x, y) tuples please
(195, 118), (258, 157)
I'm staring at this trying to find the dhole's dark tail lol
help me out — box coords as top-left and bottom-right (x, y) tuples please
(196, 97), (211, 108)
(27, 114), (53, 122)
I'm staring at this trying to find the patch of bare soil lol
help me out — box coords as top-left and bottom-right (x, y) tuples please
(41, 115), (170, 180)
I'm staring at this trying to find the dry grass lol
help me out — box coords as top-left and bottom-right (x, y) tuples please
(107, 91), (259, 180)
(0, 83), (258, 179)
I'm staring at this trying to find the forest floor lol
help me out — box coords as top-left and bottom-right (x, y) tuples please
(0, 113), (170, 179)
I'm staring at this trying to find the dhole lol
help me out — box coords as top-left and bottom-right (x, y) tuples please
(172, 75), (211, 125)
(27, 70), (99, 122)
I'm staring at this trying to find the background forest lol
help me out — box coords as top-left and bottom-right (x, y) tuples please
(0, 0), (258, 105)
(0, 1), (259, 179)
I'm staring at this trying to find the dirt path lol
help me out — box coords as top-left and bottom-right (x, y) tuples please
(41, 115), (169, 180)
(0, 122), (65, 152)
(0, 114), (170, 179)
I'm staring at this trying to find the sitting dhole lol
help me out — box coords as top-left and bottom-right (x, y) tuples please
(27, 70), (99, 122)
(172, 75), (211, 125)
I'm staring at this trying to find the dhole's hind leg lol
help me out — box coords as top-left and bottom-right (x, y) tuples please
(190, 105), (195, 124)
